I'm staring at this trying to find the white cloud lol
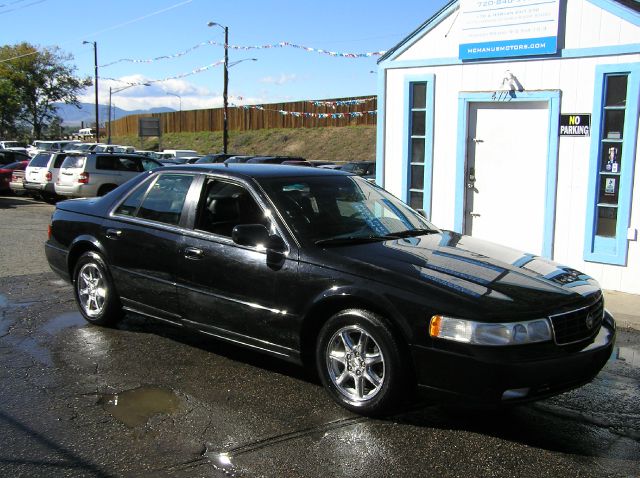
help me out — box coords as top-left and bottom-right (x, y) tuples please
(77, 74), (296, 112)
(259, 74), (298, 86)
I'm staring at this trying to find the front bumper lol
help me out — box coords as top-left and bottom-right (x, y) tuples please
(411, 312), (616, 404)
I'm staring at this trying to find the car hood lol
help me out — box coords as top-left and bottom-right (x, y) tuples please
(317, 231), (601, 319)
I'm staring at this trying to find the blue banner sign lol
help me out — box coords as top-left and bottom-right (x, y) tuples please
(459, 0), (560, 60)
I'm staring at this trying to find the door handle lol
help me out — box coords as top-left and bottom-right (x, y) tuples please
(184, 247), (204, 260)
(105, 228), (122, 240)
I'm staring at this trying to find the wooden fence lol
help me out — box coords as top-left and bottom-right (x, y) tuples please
(109, 95), (377, 137)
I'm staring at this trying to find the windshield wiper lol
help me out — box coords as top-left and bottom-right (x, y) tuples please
(381, 228), (439, 239)
(314, 236), (390, 246)
(314, 229), (438, 246)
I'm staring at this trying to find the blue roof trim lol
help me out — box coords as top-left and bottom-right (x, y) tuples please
(377, 0), (458, 64)
(378, 0), (639, 66)
(587, 0), (640, 26)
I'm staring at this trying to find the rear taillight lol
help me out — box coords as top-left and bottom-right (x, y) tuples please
(47, 224), (52, 240)
(78, 172), (89, 184)
(45, 171), (52, 181)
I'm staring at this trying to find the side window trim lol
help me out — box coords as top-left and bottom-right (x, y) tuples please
(583, 63), (640, 265)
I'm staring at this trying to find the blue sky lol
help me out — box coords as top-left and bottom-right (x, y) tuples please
(2, 0), (448, 112)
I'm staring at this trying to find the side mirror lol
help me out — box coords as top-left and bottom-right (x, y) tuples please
(232, 224), (286, 252)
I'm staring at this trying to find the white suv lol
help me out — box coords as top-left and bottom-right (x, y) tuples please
(55, 153), (162, 198)
(23, 152), (74, 203)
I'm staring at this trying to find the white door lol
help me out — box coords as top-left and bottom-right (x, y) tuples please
(464, 102), (550, 254)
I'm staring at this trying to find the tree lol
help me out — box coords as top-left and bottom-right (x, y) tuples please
(0, 43), (90, 138)
(0, 78), (21, 137)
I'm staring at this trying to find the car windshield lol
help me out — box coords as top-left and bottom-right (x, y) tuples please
(37, 143), (55, 151)
(260, 175), (438, 246)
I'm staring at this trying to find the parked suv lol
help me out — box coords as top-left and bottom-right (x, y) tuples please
(55, 153), (162, 198)
(23, 152), (73, 203)
(0, 149), (30, 165)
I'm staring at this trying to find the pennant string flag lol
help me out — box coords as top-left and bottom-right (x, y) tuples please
(100, 41), (386, 68)
(102, 60), (225, 85)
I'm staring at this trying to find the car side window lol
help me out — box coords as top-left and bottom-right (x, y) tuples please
(140, 158), (159, 171)
(53, 154), (67, 168)
(116, 157), (140, 172)
(96, 156), (117, 170)
(135, 174), (194, 225)
(113, 178), (153, 217)
(195, 179), (269, 237)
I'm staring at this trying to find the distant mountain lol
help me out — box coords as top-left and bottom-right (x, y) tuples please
(53, 102), (175, 127)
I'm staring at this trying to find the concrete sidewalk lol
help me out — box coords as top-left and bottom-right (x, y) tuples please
(604, 290), (640, 331)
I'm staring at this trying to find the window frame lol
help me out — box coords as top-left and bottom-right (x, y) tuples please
(402, 75), (435, 218)
(584, 63), (640, 265)
(111, 172), (198, 229)
(193, 176), (272, 238)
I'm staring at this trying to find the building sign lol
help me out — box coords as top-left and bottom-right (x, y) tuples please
(459, 0), (560, 60)
(559, 114), (591, 137)
(139, 117), (161, 137)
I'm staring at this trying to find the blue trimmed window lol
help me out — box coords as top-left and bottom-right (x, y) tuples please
(584, 64), (640, 265)
(404, 77), (434, 218)
(409, 83), (427, 210)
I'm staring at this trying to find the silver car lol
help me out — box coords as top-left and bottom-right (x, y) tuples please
(55, 153), (162, 198)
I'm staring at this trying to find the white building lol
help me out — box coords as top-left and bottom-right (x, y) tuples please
(376, 0), (640, 293)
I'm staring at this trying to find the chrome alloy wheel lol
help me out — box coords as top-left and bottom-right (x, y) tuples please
(326, 325), (385, 403)
(77, 262), (108, 318)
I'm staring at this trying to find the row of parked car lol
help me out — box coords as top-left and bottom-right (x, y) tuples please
(0, 140), (376, 203)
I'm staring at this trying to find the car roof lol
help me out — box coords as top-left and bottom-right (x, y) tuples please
(158, 163), (352, 179)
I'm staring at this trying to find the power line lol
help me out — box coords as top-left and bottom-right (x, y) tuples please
(0, 0), (193, 64)
(0, 0), (46, 15)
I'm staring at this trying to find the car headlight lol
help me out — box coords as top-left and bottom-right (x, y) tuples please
(429, 315), (552, 346)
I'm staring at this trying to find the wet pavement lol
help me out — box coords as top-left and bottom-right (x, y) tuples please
(1, 196), (639, 477)
(0, 272), (638, 478)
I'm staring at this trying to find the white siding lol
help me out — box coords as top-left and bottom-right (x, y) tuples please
(382, 0), (640, 293)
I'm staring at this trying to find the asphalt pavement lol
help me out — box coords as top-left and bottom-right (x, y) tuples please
(1, 195), (639, 478)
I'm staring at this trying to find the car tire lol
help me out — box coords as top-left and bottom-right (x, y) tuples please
(97, 184), (117, 196)
(316, 309), (406, 416)
(73, 251), (123, 326)
(42, 193), (59, 204)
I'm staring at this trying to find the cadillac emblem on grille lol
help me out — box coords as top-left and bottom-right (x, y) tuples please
(585, 312), (596, 330)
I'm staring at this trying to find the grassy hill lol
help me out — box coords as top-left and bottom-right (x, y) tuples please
(111, 125), (376, 162)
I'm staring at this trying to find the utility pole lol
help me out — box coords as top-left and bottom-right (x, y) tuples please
(83, 41), (99, 140)
(223, 25), (229, 154)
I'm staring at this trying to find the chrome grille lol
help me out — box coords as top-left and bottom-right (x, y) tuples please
(549, 297), (604, 345)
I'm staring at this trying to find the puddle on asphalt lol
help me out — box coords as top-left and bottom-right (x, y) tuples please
(98, 386), (180, 428)
(611, 346), (639, 368)
(42, 312), (85, 335)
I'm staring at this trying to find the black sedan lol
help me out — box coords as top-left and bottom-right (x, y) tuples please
(45, 165), (615, 415)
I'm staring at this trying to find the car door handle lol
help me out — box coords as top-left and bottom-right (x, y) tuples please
(184, 247), (204, 260)
(105, 228), (122, 239)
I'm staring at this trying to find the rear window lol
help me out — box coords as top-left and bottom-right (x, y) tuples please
(61, 156), (86, 169)
(29, 153), (52, 167)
